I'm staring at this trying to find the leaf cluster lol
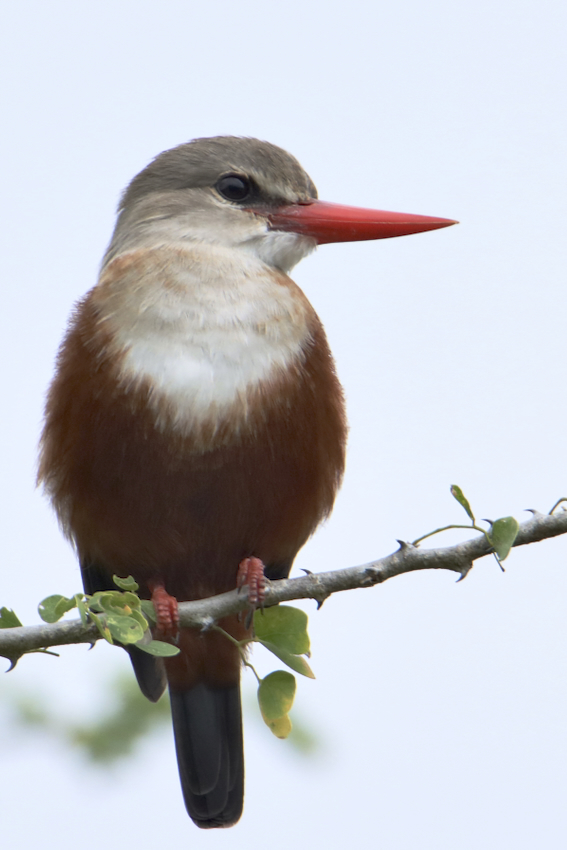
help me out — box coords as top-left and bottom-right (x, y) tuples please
(3, 576), (315, 740)
(412, 484), (520, 567)
(253, 606), (314, 738)
(215, 605), (315, 739)
(37, 575), (179, 658)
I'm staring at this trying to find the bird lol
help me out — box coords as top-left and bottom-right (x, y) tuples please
(38, 136), (455, 828)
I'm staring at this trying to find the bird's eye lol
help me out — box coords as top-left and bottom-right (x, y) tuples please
(216, 174), (251, 202)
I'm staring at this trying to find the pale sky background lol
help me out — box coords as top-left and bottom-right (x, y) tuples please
(1, 1), (566, 848)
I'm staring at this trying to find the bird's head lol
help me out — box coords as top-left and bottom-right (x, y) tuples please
(104, 136), (456, 274)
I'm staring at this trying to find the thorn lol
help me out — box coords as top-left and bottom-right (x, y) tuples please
(455, 561), (473, 582)
(481, 518), (493, 526)
(301, 568), (313, 576)
(525, 508), (544, 516)
(396, 539), (416, 551)
(315, 594), (330, 610)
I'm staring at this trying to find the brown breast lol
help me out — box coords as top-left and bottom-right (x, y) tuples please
(39, 293), (347, 600)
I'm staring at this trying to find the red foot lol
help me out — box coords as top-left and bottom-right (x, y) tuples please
(237, 557), (267, 609)
(148, 582), (179, 639)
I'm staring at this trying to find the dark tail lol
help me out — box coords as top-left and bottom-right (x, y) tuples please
(127, 646), (167, 703)
(169, 682), (244, 828)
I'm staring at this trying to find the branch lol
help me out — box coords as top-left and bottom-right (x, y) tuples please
(1, 509), (566, 661)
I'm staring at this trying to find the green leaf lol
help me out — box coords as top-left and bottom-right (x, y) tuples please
(97, 592), (143, 618)
(38, 595), (77, 624)
(258, 670), (296, 721)
(254, 605), (310, 655)
(87, 592), (105, 613)
(0, 607), (23, 629)
(128, 609), (149, 629)
(264, 715), (292, 739)
(258, 640), (315, 678)
(105, 614), (145, 645)
(122, 591), (143, 608)
(74, 594), (90, 626)
(450, 485), (476, 523)
(113, 575), (139, 592)
(90, 612), (113, 644)
(135, 639), (181, 657)
(97, 592), (126, 613)
(139, 600), (157, 624)
(489, 516), (519, 561)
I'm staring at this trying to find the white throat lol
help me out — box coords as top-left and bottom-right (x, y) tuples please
(242, 229), (316, 273)
(97, 239), (314, 436)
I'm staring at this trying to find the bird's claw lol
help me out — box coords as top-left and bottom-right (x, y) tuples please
(148, 582), (179, 639)
(236, 557), (266, 624)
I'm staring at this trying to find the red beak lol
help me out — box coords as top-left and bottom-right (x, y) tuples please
(267, 200), (457, 244)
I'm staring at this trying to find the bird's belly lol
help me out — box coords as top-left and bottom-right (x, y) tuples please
(73, 393), (343, 599)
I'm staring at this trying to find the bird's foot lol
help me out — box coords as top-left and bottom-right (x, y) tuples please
(148, 582), (179, 639)
(237, 557), (267, 621)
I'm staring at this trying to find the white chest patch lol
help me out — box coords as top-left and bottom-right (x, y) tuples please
(97, 244), (313, 434)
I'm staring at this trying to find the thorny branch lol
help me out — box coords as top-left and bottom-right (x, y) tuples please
(1, 508), (566, 662)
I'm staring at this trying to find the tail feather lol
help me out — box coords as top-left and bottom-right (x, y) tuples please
(170, 683), (244, 828)
(127, 646), (167, 703)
